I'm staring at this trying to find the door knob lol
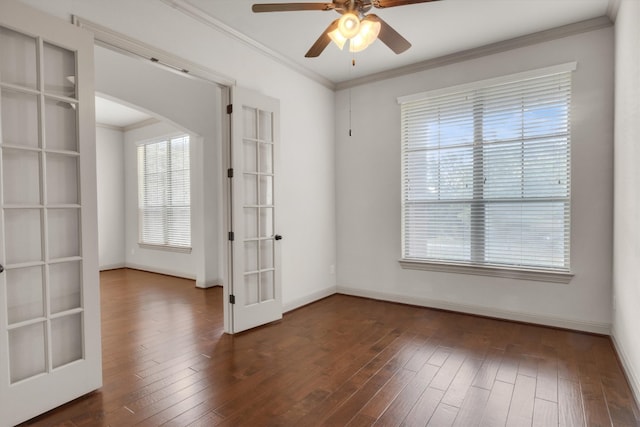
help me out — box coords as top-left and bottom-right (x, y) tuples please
(275, 235), (283, 241)
(0, 264), (4, 273)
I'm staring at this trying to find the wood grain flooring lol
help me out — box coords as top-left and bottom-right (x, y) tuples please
(20, 268), (640, 426)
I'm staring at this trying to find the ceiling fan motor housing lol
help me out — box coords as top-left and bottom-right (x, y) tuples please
(252, 0), (440, 57)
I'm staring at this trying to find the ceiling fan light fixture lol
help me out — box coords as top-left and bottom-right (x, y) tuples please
(349, 19), (381, 52)
(328, 28), (347, 50)
(337, 12), (360, 39)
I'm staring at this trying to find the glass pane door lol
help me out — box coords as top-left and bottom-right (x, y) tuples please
(231, 88), (281, 333)
(0, 3), (100, 425)
(1, 24), (83, 385)
(242, 107), (276, 305)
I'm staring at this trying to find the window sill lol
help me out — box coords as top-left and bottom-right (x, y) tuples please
(138, 243), (192, 254)
(399, 259), (573, 284)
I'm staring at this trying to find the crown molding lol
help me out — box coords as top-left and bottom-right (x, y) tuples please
(79, 7), (613, 94)
(96, 122), (124, 131)
(123, 117), (162, 133)
(336, 15), (612, 90)
(96, 117), (161, 132)
(607, 0), (622, 22)
(159, 0), (336, 90)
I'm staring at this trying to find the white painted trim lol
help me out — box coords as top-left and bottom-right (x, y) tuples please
(96, 118), (161, 132)
(607, 0), (622, 22)
(159, 0), (336, 90)
(99, 263), (126, 271)
(283, 285), (337, 313)
(123, 118), (161, 133)
(397, 62), (577, 104)
(337, 16), (611, 90)
(72, 16), (236, 88)
(611, 329), (640, 410)
(336, 285), (611, 334)
(96, 122), (124, 131)
(195, 281), (222, 289)
(124, 262), (196, 280)
(399, 260), (574, 284)
(137, 243), (192, 254)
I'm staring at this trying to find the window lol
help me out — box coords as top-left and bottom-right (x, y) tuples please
(137, 135), (191, 250)
(399, 64), (574, 276)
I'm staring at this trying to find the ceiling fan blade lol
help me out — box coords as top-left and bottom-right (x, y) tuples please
(373, 0), (440, 8)
(305, 19), (339, 57)
(368, 14), (411, 54)
(252, 3), (335, 12)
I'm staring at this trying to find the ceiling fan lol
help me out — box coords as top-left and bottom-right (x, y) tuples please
(252, 0), (441, 57)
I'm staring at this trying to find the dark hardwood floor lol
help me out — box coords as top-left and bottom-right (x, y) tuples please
(21, 268), (639, 426)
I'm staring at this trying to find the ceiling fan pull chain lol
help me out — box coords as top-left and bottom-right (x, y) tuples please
(349, 52), (356, 136)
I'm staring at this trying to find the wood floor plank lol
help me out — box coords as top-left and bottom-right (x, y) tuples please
(348, 413), (377, 427)
(403, 338), (440, 372)
(505, 374), (536, 427)
(430, 351), (467, 391)
(472, 348), (504, 390)
(518, 354), (539, 379)
(452, 386), (491, 427)
(600, 375), (639, 426)
(441, 356), (484, 408)
(17, 269), (640, 427)
(536, 356), (559, 403)
(557, 378), (585, 427)
(294, 331), (420, 426)
(357, 367), (417, 420)
(496, 352), (520, 385)
(427, 403), (459, 427)
(401, 387), (444, 427)
(374, 364), (440, 426)
(581, 379), (612, 427)
(428, 346), (452, 367)
(321, 341), (421, 426)
(532, 398), (558, 427)
(479, 380), (514, 427)
(187, 409), (224, 426)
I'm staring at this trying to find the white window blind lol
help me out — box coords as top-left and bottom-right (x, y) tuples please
(137, 135), (191, 249)
(400, 68), (572, 271)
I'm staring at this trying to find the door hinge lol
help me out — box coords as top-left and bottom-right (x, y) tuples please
(227, 168), (234, 178)
(227, 104), (233, 114)
(228, 231), (235, 241)
(229, 294), (236, 304)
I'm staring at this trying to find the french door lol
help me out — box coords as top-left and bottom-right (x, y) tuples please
(229, 88), (282, 333)
(0, 2), (101, 426)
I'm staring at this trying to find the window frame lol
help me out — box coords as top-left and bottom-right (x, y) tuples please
(397, 63), (576, 283)
(137, 133), (192, 253)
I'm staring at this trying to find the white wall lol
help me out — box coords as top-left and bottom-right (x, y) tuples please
(95, 125), (125, 269)
(123, 121), (205, 283)
(20, 0), (337, 308)
(336, 27), (614, 333)
(612, 0), (640, 404)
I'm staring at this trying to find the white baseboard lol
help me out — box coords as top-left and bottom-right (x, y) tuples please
(195, 280), (222, 289)
(283, 285), (337, 313)
(611, 329), (640, 409)
(336, 285), (611, 335)
(124, 262), (196, 280)
(99, 263), (126, 271)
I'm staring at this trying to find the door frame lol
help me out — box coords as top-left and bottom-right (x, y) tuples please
(73, 17), (242, 334)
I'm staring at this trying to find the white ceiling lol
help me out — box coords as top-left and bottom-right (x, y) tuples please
(180, 0), (611, 84)
(95, 96), (153, 129)
(95, 0), (613, 125)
